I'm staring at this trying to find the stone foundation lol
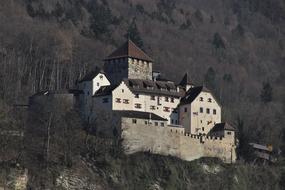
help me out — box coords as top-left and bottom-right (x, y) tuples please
(121, 120), (236, 163)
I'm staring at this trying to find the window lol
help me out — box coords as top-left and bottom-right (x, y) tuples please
(161, 122), (164, 127)
(227, 131), (232, 135)
(115, 98), (121, 103)
(150, 96), (155, 100)
(208, 98), (212, 102)
(135, 103), (142, 109)
(132, 119), (137, 124)
(99, 75), (103, 79)
(163, 107), (170, 112)
(150, 105), (156, 110)
(172, 108), (177, 113)
(155, 122), (158, 126)
(102, 98), (108, 103)
(145, 121), (148, 125)
(123, 99), (129, 104)
(171, 119), (174, 124)
(135, 94), (139, 98)
(202, 127), (204, 131)
(184, 107), (188, 112)
(171, 97), (174, 103)
(206, 108), (210, 114)
(97, 82), (99, 86)
(200, 97), (203, 101)
(200, 107), (203, 113)
(122, 89), (124, 93)
(213, 109), (217, 115)
(165, 97), (169, 102)
(175, 120), (178, 124)
(200, 120), (203, 123)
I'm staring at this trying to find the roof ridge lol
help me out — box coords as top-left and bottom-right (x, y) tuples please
(105, 39), (153, 62)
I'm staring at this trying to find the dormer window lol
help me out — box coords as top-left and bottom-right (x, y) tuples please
(171, 97), (174, 103)
(208, 98), (212, 102)
(150, 96), (155, 100)
(200, 97), (203, 101)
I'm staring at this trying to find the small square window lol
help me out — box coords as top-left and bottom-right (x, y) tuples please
(202, 127), (204, 131)
(171, 97), (174, 103)
(161, 122), (165, 127)
(200, 97), (203, 101)
(200, 107), (203, 113)
(135, 103), (142, 109)
(227, 131), (232, 135)
(165, 97), (169, 102)
(97, 82), (99, 86)
(206, 108), (210, 114)
(145, 121), (148, 125)
(213, 109), (217, 115)
(155, 122), (158, 126)
(122, 89), (124, 93)
(132, 119), (137, 124)
(135, 94), (139, 98)
(184, 107), (187, 112)
(208, 98), (212, 102)
(102, 98), (108, 103)
(151, 96), (155, 100)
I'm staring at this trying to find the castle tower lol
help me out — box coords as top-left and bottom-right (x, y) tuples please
(103, 39), (153, 84)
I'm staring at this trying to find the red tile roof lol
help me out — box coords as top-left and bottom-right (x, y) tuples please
(105, 39), (153, 62)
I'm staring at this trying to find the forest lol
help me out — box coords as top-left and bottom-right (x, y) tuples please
(0, 0), (285, 189)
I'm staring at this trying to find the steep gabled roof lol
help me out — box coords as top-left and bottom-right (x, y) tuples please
(179, 73), (194, 86)
(123, 79), (183, 97)
(79, 67), (105, 83)
(210, 123), (236, 132)
(105, 39), (153, 62)
(93, 85), (118, 97)
(114, 110), (167, 121)
(180, 86), (210, 105)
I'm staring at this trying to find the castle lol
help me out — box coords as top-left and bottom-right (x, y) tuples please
(76, 39), (237, 163)
(30, 39), (237, 163)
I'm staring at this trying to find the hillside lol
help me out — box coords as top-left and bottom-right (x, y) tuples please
(0, 0), (285, 189)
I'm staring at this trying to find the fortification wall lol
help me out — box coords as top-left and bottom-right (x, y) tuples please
(121, 120), (236, 163)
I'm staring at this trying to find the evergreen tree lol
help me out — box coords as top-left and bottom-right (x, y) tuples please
(204, 67), (216, 90)
(125, 19), (144, 48)
(260, 82), (273, 103)
(213, 32), (225, 49)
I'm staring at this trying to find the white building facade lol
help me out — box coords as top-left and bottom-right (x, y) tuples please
(78, 39), (229, 139)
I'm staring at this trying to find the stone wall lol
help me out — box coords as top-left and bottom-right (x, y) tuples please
(128, 58), (152, 80)
(121, 119), (236, 163)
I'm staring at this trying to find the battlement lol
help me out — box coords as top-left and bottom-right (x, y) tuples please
(121, 121), (236, 163)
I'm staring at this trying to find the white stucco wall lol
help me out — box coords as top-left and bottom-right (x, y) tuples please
(179, 91), (221, 134)
(91, 73), (110, 95)
(78, 73), (110, 121)
(112, 81), (180, 124)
